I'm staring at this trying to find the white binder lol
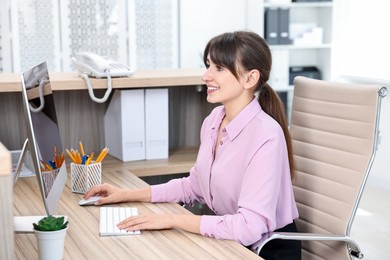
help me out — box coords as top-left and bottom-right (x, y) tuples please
(104, 89), (145, 161)
(145, 88), (169, 159)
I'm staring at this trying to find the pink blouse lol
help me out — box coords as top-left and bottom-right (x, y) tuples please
(151, 98), (298, 246)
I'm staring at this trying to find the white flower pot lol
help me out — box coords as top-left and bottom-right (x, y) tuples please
(34, 226), (68, 260)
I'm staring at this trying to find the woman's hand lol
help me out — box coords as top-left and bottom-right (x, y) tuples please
(117, 214), (174, 231)
(84, 183), (151, 205)
(83, 183), (130, 205)
(118, 214), (202, 234)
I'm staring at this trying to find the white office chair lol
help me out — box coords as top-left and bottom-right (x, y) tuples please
(255, 76), (388, 259)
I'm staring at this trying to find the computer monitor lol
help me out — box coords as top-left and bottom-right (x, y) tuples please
(14, 61), (67, 232)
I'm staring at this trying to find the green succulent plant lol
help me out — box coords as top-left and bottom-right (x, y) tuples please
(33, 215), (68, 231)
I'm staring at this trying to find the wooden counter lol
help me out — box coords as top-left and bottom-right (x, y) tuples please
(0, 69), (212, 177)
(0, 69), (205, 92)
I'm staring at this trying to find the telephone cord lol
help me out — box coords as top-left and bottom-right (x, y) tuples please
(81, 69), (112, 103)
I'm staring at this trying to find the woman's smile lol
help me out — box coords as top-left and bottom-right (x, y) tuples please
(207, 85), (220, 94)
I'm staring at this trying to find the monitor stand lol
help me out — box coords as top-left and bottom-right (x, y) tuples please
(13, 139), (68, 233)
(13, 138), (30, 186)
(13, 139), (40, 233)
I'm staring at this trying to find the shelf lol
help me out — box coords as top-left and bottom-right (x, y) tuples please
(101, 147), (198, 177)
(264, 2), (333, 8)
(270, 43), (331, 50)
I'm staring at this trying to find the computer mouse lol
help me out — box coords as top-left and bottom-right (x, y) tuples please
(79, 196), (103, 206)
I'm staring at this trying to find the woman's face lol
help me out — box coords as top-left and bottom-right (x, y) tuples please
(202, 55), (247, 106)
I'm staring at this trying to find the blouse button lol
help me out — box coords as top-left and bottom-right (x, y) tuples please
(220, 141), (223, 145)
(222, 128), (226, 133)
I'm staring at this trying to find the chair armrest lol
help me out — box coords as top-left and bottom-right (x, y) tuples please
(252, 232), (363, 259)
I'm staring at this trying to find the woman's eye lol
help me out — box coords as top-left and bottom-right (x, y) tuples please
(216, 65), (224, 71)
(205, 64), (210, 69)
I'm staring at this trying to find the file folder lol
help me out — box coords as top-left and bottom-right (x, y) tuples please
(264, 8), (279, 45)
(145, 88), (169, 159)
(104, 89), (146, 161)
(278, 7), (292, 44)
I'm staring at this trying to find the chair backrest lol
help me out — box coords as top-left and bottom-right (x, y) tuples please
(290, 76), (386, 259)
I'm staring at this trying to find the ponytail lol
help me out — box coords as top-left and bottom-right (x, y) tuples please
(258, 84), (296, 179)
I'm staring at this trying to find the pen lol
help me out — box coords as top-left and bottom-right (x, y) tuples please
(49, 160), (57, 170)
(81, 154), (88, 165)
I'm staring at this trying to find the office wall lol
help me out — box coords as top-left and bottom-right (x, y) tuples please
(179, 0), (262, 68)
(332, 1), (390, 186)
(0, 0), (178, 72)
(332, 0), (390, 82)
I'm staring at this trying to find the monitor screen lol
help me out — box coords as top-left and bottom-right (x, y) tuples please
(19, 61), (67, 217)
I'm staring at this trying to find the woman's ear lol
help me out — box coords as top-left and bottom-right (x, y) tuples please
(244, 69), (260, 90)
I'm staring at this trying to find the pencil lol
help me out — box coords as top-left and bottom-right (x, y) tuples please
(79, 141), (85, 156)
(60, 152), (65, 166)
(95, 147), (107, 162)
(54, 145), (60, 167)
(72, 149), (82, 164)
(99, 148), (110, 162)
(97, 148), (109, 163)
(85, 152), (94, 165)
(66, 149), (77, 163)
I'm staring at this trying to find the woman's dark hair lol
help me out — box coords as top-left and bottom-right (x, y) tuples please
(203, 31), (295, 179)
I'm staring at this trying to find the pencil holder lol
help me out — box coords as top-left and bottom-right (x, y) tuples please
(42, 168), (61, 197)
(70, 162), (102, 194)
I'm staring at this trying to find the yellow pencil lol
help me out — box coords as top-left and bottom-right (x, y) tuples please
(41, 160), (53, 171)
(66, 149), (77, 163)
(40, 161), (47, 171)
(79, 141), (85, 156)
(72, 149), (82, 164)
(85, 152), (94, 165)
(54, 145), (60, 167)
(95, 147), (107, 162)
(97, 148), (109, 163)
(60, 152), (65, 166)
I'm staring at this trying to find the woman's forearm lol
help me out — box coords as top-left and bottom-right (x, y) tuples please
(171, 214), (202, 234)
(127, 187), (152, 202)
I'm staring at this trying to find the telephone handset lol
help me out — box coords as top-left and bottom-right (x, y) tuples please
(71, 52), (134, 103)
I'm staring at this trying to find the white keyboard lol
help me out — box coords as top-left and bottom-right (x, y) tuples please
(99, 207), (141, 236)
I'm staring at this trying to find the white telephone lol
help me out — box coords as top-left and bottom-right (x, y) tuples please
(72, 52), (134, 78)
(71, 52), (134, 103)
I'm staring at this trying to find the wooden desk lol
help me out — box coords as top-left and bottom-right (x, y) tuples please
(13, 169), (260, 259)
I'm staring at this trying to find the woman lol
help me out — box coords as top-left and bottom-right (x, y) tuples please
(85, 31), (301, 259)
